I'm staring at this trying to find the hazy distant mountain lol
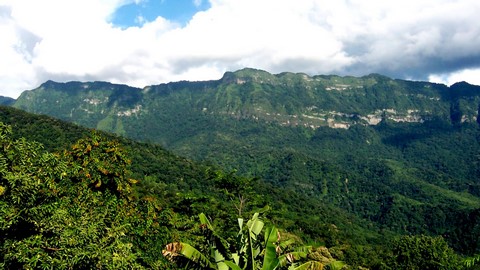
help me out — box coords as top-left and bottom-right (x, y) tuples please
(0, 96), (15, 106)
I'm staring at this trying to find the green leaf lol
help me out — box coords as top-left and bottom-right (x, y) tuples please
(215, 250), (229, 270)
(247, 214), (264, 237)
(224, 260), (242, 270)
(278, 252), (308, 267)
(237, 218), (244, 232)
(199, 212), (214, 231)
(327, 261), (346, 270)
(231, 252), (240, 266)
(292, 261), (325, 270)
(163, 242), (216, 269)
(261, 226), (279, 270)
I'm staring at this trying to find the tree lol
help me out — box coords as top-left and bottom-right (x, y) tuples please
(0, 123), (168, 269)
(64, 131), (136, 196)
(390, 235), (462, 270)
(209, 169), (259, 217)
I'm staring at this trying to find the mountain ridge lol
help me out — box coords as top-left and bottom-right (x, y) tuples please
(13, 68), (480, 132)
(0, 95), (15, 105)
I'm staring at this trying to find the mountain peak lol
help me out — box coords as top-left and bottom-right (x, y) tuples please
(221, 68), (277, 84)
(448, 81), (480, 99)
(232, 67), (271, 76)
(450, 81), (475, 88)
(363, 73), (392, 81)
(40, 80), (62, 88)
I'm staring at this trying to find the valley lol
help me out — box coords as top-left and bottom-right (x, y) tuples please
(2, 68), (480, 268)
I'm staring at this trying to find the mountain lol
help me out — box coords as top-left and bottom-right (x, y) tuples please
(13, 69), (480, 138)
(0, 96), (15, 106)
(10, 69), (480, 254)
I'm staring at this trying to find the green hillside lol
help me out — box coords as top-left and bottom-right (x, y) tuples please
(8, 69), (480, 261)
(2, 106), (411, 269)
(0, 106), (472, 269)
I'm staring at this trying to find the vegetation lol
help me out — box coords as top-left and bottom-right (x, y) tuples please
(0, 109), (470, 269)
(3, 69), (480, 268)
(389, 235), (462, 269)
(0, 122), (174, 269)
(163, 211), (348, 270)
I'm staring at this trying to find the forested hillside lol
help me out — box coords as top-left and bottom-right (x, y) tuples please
(2, 106), (477, 269)
(4, 69), (480, 268)
(0, 106), (380, 269)
(13, 69), (480, 133)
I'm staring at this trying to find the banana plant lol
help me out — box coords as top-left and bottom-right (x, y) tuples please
(163, 212), (279, 269)
(162, 242), (218, 269)
(162, 212), (346, 270)
(225, 212), (280, 270)
(162, 213), (230, 270)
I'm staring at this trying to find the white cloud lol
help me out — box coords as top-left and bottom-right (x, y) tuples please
(193, 0), (203, 8)
(429, 68), (480, 86)
(134, 14), (149, 25)
(0, 0), (479, 98)
(0, 4), (38, 97)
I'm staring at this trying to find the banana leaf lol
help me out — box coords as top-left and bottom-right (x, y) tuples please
(163, 242), (216, 269)
(326, 261), (346, 270)
(261, 226), (280, 270)
(278, 251), (308, 267)
(290, 261), (325, 270)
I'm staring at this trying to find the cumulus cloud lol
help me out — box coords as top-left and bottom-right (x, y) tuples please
(0, 4), (38, 97)
(0, 0), (479, 98)
(429, 68), (480, 86)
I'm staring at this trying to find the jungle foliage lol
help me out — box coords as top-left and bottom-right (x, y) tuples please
(0, 123), (170, 268)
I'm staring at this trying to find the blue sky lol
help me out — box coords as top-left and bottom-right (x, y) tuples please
(1, 0), (480, 98)
(111, 0), (211, 27)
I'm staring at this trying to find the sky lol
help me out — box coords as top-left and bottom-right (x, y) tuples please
(1, 0), (480, 98)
